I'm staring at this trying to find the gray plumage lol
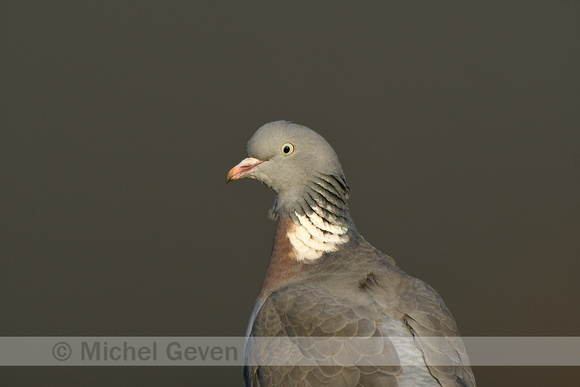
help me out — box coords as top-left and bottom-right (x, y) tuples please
(227, 121), (476, 386)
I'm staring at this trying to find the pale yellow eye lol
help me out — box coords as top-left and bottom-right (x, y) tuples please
(281, 143), (294, 155)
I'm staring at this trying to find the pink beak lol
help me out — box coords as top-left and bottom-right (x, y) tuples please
(226, 157), (265, 183)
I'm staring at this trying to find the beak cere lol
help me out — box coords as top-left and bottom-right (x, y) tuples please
(226, 157), (265, 183)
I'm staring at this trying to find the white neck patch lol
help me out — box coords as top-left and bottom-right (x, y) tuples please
(286, 206), (349, 261)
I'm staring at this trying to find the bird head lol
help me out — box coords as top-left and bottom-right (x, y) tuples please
(227, 121), (350, 218)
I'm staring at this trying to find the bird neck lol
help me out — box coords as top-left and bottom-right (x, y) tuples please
(257, 209), (356, 300)
(266, 172), (356, 262)
(284, 203), (352, 261)
(256, 176), (359, 298)
(271, 203), (356, 264)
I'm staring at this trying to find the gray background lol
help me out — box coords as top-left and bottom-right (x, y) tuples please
(2, 1), (579, 385)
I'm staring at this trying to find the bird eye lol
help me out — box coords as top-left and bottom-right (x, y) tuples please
(281, 143), (294, 155)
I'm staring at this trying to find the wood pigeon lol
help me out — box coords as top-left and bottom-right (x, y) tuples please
(227, 121), (476, 386)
